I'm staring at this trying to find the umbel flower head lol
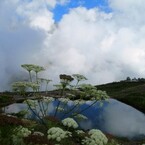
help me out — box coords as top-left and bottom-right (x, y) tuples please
(59, 98), (70, 104)
(59, 74), (74, 82)
(73, 99), (86, 105)
(62, 118), (78, 129)
(75, 130), (85, 135)
(82, 129), (108, 145)
(59, 74), (74, 88)
(42, 96), (54, 103)
(72, 74), (87, 82)
(13, 126), (31, 138)
(47, 127), (71, 142)
(56, 107), (64, 112)
(74, 114), (88, 121)
(12, 82), (39, 92)
(23, 99), (38, 108)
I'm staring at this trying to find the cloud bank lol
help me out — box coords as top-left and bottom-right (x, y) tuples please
(1, 0), (145, 91)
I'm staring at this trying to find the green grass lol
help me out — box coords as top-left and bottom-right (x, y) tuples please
(96, 81), (145, 113)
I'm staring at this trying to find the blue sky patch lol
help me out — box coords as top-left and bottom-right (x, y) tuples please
(52, 0), (111, 22)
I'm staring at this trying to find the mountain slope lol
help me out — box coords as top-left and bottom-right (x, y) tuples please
(96, 81), (145, 113)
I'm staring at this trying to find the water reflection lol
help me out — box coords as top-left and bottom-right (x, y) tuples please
(3, 99), (145, 139)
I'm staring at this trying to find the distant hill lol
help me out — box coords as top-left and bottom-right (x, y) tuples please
(96, 81), (145, 113)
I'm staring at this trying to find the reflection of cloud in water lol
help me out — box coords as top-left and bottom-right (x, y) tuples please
(67, 101), (74, 106)
(102, 99), (145, 138)
(4, 103), (27, 113)
(79, 120), (93, 130)
(45, 102), (55, 114)
(85, 100), (93, 105)
(76, 99), (145, 139)
(4, 99), (145, 139)
(4, 102), (55, 115)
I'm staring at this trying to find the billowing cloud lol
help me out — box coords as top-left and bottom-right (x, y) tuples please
(1, 0), (145, 91)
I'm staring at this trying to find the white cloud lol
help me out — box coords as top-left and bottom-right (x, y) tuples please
(41, 6), (145, 85)
(1, 0), (145, 91)
(16, 0), (55, 31)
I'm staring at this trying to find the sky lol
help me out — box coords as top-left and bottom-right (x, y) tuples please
(1, 0), (145, 91)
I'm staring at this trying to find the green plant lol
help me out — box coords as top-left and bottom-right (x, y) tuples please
(12, 126), (31, 145)
(62, 117), (78, 129)
(47, 127), (72, 142)
(38, 78), (52, 93)
(82, 129), (108, 145)
(11, 64), (110, 140)
(21, 64), (45, 83)
(21, 64), (34, 82)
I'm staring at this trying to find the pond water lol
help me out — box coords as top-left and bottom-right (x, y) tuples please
(3, 99), (145, 139)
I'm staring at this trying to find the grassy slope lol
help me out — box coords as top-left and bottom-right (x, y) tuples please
(96, 81), (145, 113)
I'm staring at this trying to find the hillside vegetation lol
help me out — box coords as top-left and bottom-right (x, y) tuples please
(96, 81), (145, 113)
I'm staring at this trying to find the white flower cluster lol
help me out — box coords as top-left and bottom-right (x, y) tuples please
(91, 90), (109, 101)
(59, 98), (70, 104)
(74, 114), (88, 120)
(73, 100), (85, 105)
(23, 99), (37, 108)
(47, 127), (71, 142)
(14, 126), (31, 137)
(72, 74), (87, 81)
(12, 82), (39, 91)
(75, 130), (85, 135)
(62, 118), (78, 129)
(57, 107), (64, 112)
(82, 129), (108, 145)
(42, 96), (54, 103)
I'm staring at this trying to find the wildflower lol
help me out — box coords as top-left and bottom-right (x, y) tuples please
(65, 131), (72, 137)
(72, 74), (87, 82)
(27, 82), (40, 91)
(23, 99), (38, 108)
(32, 65), (45, 73)
(75, 130), (85, 135)
(13, 126), (31, 137)
(59, 74), (74, 90)
(73, 99), (85, 105)
(47, 127), (71, 142)
(42, 96), (54, 103)
(56, 107), (64, 112)
(59, 98), (70, 104)
(59, 74), (74, 82)
(12, 126), (31, 145)
(82, 129), (108, 145)
(74, 114), (88, 120)
(62, 118), (78, 129)
(12, 81), (28, 92)
(12, 82), (39, 92)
